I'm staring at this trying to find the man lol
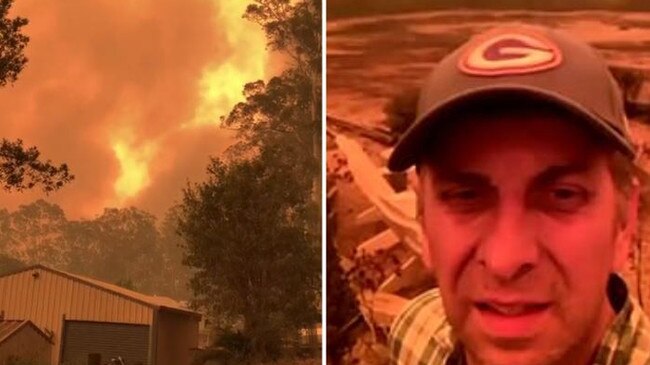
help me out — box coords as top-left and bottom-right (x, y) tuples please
(387, 25), (650, 365)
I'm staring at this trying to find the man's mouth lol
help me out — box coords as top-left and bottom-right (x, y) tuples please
(475, 301), (550, 316)
(473, 301), (552, 338)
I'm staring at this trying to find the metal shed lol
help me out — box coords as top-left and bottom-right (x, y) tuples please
(0, 265), (201, 365)
(0, 319), (52, 365)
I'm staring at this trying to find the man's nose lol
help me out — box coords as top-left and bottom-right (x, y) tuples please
(476, 202), (539, 282)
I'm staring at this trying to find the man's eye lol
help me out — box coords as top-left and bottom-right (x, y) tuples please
(438, 187), (492, 212)
(552, 188), (578, 200)
(538, 185), (590, 212)
(443, 189), (478, 200)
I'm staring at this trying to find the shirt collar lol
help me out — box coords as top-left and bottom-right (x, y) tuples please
(592, 273), (642, 365)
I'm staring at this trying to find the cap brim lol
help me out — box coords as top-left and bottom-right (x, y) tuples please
(387, 84), (635, 172)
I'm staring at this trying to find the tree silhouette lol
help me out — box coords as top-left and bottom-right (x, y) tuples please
(0, 1), (73, 193)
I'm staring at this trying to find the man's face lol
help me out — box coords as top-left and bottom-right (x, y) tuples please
(418, 110), (632, 365)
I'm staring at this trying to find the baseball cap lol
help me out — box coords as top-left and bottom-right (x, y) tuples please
(387, 25), (636, 172)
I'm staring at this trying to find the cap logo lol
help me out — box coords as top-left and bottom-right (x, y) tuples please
(459, 31), (562, 76)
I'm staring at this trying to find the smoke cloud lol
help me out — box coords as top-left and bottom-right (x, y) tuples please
(0, 0), (269, 219)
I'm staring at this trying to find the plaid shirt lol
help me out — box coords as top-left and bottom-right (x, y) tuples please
(389, 276), (650, 365)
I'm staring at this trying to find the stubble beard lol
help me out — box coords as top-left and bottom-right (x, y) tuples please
(458, 294), (614, 365)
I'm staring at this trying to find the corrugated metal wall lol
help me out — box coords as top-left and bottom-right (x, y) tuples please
(156, 310), (199, 365)
(61, 321), (149, 365)
(0, 267), (153, 365)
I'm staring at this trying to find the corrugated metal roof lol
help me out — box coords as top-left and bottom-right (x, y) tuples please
(0, 320), (24, 343)
(0, 265), (200, 318)
(0, 320), (52, 345)
(62, 270), (191, 312)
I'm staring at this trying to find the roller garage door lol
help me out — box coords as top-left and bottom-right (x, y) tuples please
(61, 320), (150, 365)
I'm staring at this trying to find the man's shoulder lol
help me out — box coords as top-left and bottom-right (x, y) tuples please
(388, 288), (454, 365)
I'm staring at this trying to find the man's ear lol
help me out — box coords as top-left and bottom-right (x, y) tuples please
(613, 179), (640, 271)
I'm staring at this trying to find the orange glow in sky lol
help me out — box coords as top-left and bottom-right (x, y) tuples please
(109, 0), (268, 205)
(112, 130), (157, 202)
(190, 0), (268, 127)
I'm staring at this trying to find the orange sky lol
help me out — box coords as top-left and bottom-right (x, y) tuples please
(0, 0), (273, 219)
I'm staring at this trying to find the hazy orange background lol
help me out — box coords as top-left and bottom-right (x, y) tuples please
(0, 0), (275, 219)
